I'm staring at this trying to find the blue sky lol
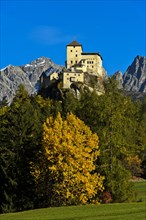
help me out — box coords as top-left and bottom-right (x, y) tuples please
(0, 0), (146, 75)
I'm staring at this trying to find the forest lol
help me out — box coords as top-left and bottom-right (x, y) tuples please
(0, 79), (146, 213)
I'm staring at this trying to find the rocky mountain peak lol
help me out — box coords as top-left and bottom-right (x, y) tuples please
(0, 57), (63, 104)
(112, 55), (146, 93)
(123, 55), (146, 92)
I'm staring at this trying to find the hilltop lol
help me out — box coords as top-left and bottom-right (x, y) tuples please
(0, 41), (146, 104)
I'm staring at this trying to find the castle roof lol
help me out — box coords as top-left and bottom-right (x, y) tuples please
(81, 52), (103, 60)
(67, 40), (82, 47)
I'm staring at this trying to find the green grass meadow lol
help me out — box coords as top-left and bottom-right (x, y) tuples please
(1, 181), (146, 220)
(1, 203), (145, 220)
(133, 181), (146, 202)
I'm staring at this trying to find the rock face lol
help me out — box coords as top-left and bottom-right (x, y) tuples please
(112, 56), (146, 93)
(0, 65), (35, 104)
(0, 57), (63, 104)
(112, 71), (123, 89)
(123, 56), (146, 92)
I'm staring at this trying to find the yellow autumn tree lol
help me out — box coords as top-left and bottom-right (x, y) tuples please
(35, 112), (104, 206)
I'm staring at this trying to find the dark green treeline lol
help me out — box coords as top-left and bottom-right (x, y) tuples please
(0, 80), (146, 213)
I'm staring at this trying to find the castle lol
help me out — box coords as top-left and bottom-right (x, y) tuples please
(66, 40), (103, 75)
(41, 40), (103, 89)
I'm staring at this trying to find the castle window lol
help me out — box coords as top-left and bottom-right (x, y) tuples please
(76, 54), (78, 57)
(71, 61), (73, 64)
(92, 66), (94, 68)
(70, 50), (72, 52)
(76, 61), (78, 63)
(70, 77), (75, 82)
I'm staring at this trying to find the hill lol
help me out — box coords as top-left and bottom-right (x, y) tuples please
(1, 202), (145, 220)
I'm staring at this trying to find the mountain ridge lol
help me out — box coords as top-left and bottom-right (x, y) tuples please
(113, 55), (146, 92)
(0, 55), (146, 104)
(0, 57), (63, 103)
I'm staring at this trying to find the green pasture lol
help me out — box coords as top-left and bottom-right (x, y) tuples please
(1, 202), (145, 220)
(1, 181), (146, 220)
(133, 180), (146, 202)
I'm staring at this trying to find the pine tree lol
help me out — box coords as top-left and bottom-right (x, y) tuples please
(0, 105), (16, 213)
(0, 85), (42, 212)
(77, 79), (138, 202)
(137, 98), (146, 178)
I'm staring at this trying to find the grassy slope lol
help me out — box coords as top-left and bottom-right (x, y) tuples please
(133, 181), (146, 202)
(1, 181), (146, 220)
(1, 203), (145, 220)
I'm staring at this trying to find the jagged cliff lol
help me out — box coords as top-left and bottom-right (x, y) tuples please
(0, 57), (63, 104)
(114, 56), (146, 93)
(123, 56), (146, 92)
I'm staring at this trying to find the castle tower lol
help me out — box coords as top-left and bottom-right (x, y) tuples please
(66, 40), (83, 69)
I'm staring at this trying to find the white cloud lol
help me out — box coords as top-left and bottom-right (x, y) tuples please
(29, 26), (72, 45)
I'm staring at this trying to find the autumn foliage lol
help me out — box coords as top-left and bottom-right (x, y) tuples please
(32, 113), (104, 206)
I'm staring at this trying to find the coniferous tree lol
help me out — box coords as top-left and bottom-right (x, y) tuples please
(77, 79), (138, 202)
(61, 90), (79, 117)
(137, 98), (146, 178)
(0, 105), (16, 213)
(0, 85), (42, 212)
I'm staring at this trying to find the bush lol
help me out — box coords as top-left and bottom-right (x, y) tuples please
(101, 191), (112, 204)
